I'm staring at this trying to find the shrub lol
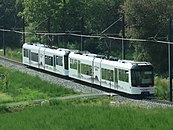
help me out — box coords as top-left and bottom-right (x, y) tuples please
(155, 77), (169, 99)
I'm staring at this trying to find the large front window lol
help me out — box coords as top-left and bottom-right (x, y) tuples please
(131, 70), (154, 87)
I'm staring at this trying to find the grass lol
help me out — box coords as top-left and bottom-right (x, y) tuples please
(0, 48), (22, 62)
(0, 98), (172, 130)
(154, 77), (169, 99)
(0, 66), (76, 103)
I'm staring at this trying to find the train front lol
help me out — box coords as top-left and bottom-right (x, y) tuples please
(130, 62), (154, 95)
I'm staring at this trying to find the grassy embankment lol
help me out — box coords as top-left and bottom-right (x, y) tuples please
(0, 98), (172, 130)
(0, 66), (76, 104)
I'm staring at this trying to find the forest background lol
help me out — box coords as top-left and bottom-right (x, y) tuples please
(0, 0), (173, 75)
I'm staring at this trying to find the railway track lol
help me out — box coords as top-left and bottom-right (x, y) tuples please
(143, 97), (173, 107)
(0, 56), (23, 66)
(0, 56), (173, 108)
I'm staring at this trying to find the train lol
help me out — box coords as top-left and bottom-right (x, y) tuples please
(22, 43), (155, 95)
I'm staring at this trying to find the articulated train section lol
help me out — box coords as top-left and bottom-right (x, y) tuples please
(23, 43), (154, 95)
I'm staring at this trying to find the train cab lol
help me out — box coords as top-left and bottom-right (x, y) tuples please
(22, 43), (44, 68)
(130, 62), (154, 95)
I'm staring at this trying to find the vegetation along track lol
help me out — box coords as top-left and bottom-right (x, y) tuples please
(0, 56), (173, 109)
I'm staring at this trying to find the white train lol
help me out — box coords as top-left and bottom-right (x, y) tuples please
(22, 43), (154, 95)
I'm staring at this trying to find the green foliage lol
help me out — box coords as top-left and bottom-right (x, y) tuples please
(0, 0), (23, 48)
(123, 0), (173, 73)
(2, 72), (9, 93)
(0, 100), (173, 130)
(19, 0), (124, 56)
(155, 77), (169, 99)
(0, 66), (76, 103)
(5, 48), (22, 61)
(0, 48), (22, 61)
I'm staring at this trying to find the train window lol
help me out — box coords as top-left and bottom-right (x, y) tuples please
(56, 56), (63, 66)
(119, 69), (129, 82)
(31, 52), (38, 62)
(70, 58), (77, 70)
(45, 55), (53, 66)
(102, 68), (113, 81)
(131, 70), (153, 87)
(81, 63), (92, 76)
(24, 49), (29, 57)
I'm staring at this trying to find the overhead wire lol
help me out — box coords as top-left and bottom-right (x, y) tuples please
(0, 28), (172, 45)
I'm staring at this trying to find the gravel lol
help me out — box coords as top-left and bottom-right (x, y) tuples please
(111, 95), (173, 109)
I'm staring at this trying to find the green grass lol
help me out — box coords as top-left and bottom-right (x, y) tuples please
(0, 98), (172, 130)
(0, 48), (22, 62)
(0, 66), (76, 103)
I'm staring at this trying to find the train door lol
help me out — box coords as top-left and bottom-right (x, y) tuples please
(114, 68), (118, 90)
(28, 50), (31, 64)
(64, 52), (70, 70)
(39, 48), (45, 69)
(53, 55), (56, 71)
(91, 58), (95, 84)
(78, 60), (81, 78)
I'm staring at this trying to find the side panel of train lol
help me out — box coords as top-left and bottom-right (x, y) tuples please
(99, 60), (132, 94)
(68, 53), (94, 83)
(68, 54), (154, 95)
(22, 43), (69, 76)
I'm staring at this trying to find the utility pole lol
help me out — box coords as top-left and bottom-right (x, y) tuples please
(63, 0), (66, 47)
(2, 15), (5, 56)
(168, 17), (172, 101)
(80, 16), (84, 51)
(23, 17), (25, 44)
(2, 27), (5, 56)
(121, 13), (125, 60)
(47, 16), (51, 46)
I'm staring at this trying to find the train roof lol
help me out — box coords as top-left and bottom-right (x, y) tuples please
(69, 51), (152, 69)
(69, 51), (95, 62)
(23, 42), (44, 49)
(101, 59), (152, 69)
(23, 43), (70, 55)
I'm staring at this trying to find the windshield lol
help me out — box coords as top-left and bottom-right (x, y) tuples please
(131, 70), (154, 87)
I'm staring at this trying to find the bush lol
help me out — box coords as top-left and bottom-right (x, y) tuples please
(155, 77), (169, 99)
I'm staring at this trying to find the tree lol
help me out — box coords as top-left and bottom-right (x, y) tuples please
(123, 0), (173, 73)
(20, 0), (124, 54)
(0, 0), (23, 48)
